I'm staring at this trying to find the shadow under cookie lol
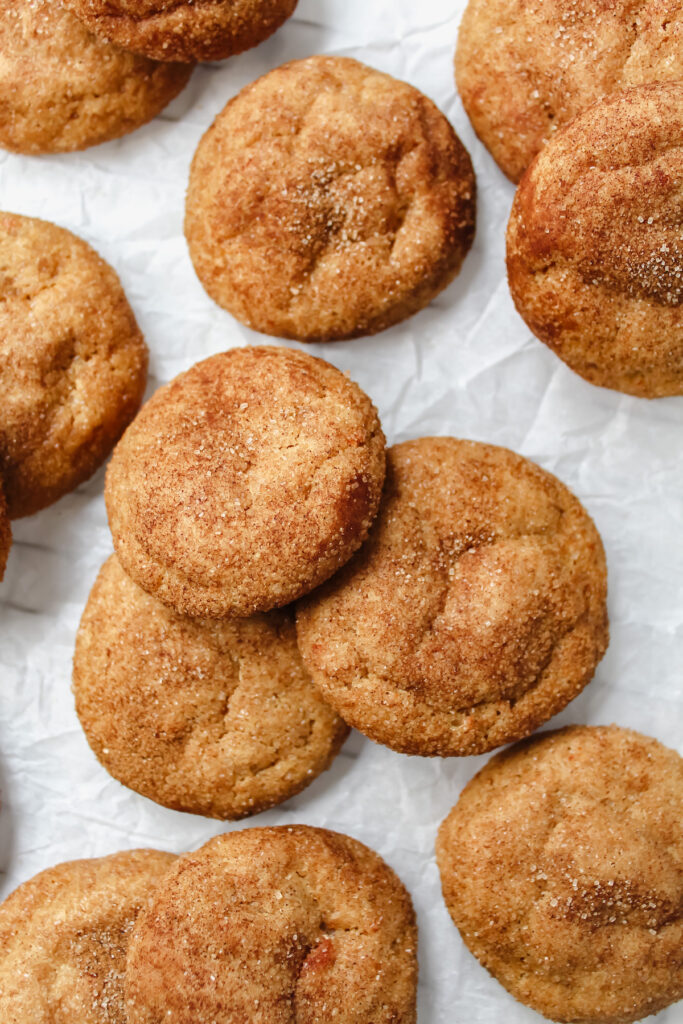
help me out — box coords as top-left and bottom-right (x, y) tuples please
(73, 555), (349, 819)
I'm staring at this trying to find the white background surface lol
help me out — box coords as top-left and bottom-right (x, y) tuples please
(1, 1), (682, 1021)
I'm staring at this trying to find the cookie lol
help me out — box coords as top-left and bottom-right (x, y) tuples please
(0, 849), (176, 1024)
(185, 56), (476, 342)
(507, 83), (683, 398)
(0, 0), (192, 155)
(61, 0), (298, 63)
(0, 213), (148, 518)
(456, 0), (683, 182)
(296, 437), (608, 757)
(73, 554), (349, 819)
(105, 346), (385, 618)
(124, 826), (418, 1024)
(436, 725), (683, 1024)
(0, 486), (11, 580)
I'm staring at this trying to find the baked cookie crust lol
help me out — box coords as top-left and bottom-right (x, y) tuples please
(186, 56), (476, 341)
(297, 437), (608, 757)
(436, 725), (683, 1024)
(507, 82), (683, 398)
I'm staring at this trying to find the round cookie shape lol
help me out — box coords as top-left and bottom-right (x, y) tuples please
(105, 346), (385, 618)
(0, 849), (176, 1024)
(61, 0), (298, 64)
(0, 213), (148, 518)
(506, 82), (683, 398)
(436, 726), (683, 1024)
(73, 554), (349, 819)
(125, 826), (418, 1024)
(0, 487), (11, 580)
(456, 0), (683, 183)
(185, 56), (476, 342)
(296, 437), (608, 757)
(0, 0), (192, 155)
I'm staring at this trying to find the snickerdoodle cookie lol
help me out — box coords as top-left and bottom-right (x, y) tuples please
(296, 437), (608, 757)
(436, 725), (683, 1024)
(456, 0), (683, 182)
(0, 487), (11, 580)
(0, 213), (148, 518)
(73, 554), (349, 819)
(0, 849), (176, 1024)
(0, 0), (192, 155)
(185, 56), (476, 342)
(507, 83), (683, 398)
(61, 0), (298, 63)
(105, 346), (385, 618)
(125, 826), (418, 1024)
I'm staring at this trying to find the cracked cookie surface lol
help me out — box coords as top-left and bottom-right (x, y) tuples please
(185, 56), (476, 342)
(456, 0), (683, 182)
(436, 726), (683, 1024)
(0, 0), (192, 155)
(124, 826), (417, 1024)
(105, 346), (385, 618)
(0, 212), (148, 518)
(507, 82), (683, 398)
(296, 437), (608, 757)
(0, 849), (176, 1024)
(73, 554), (348, 819)
(61, 0), (298, 63)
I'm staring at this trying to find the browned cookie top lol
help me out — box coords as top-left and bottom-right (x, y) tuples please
(0, 849), (176, 1024)
(0, 0), (192, 155)
(185, 56), (476, 342)
(125, 826), (418, 1024)
(507, 82), (683, 398)
(61, 0), (298, 63)
(297, 438), (608, 757)
(456, 0), (682, 182)
(73, 554), (349, 819)
(105, 346), (385, 618)
(436, 726), (683, 1024)
(0, 212), (148, 518)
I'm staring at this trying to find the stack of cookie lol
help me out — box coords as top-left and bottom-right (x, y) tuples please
(456, 0), (682, 397)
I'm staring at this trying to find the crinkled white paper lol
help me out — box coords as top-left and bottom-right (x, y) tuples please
(0, 2), (681, 1021)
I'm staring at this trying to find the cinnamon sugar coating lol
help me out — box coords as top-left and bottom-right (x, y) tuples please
(73, 554), (349, 819)
(456, 0), (683, 183)
(61, 0), (298, 63)
(105, 346), (385, 618)
(185, 56), (476, 342)
(125, 826), (418, 1024)
(0, 212), (148, 518)
(296, 438), (608, 757)
(436, 725), (683, 1024)
(507, 82), (683, 398)
(0, 0), (192, 155)
(0, 850), (176, 1024)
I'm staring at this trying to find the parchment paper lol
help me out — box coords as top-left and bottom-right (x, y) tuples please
(0, 2), (681, 1021)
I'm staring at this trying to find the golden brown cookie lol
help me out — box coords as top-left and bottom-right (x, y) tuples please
(125, 826), (418, 1024)
(436, 725), (683, 1024)
(105, 346), (385, 619)
(0, 849), (176, 1024)
(73, 554), (349, 819)
(456, 0), (683, 182)
(0, 212), (148, 518)
(507, 83), (683, 398)
(61, 0), (298, 63)
(0, 485), (11, 580)
(185, 56), (476, 342)
(0, 0), (192, 155)
(296, 437), (608, 757)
